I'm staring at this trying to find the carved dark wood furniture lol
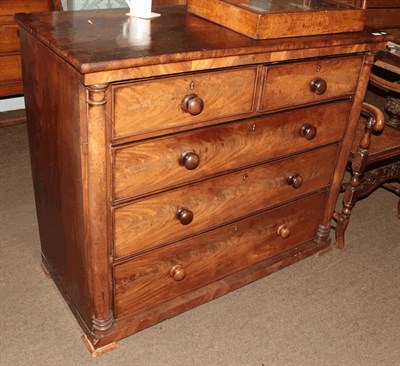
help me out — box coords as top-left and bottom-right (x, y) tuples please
(370, 50), (400, 129)
(15, 5), (390, 356)
(333, 103), (400, 249)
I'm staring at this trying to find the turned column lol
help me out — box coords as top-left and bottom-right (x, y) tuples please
(84, 84), (114, 335)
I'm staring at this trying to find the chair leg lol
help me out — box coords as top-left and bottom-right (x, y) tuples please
(334, 214), (348, 250)
(335, 183), (360, 249)
(334, 103), (386, 248)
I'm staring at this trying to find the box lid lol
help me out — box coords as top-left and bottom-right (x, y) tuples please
(187, 0), (367, 39)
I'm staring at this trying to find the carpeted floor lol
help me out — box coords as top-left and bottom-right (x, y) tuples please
(1, 124), (399, 366)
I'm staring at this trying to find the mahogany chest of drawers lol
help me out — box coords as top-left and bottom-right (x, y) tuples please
(15, 6), (390, 355)
(0, 0), (61, 97)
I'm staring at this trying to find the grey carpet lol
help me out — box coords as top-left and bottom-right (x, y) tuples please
(1, 124), (399, 366)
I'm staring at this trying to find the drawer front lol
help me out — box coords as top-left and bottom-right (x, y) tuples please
(114, 191), (326, 318)
(112, 100), (351, 201)
(112, 67), (257, 139)
(0, 54), (22, 82)
(260, 56), (362, 111)
(0, 0), (57, 14)
(0, 25), (19, 53)
(114, 143), (338, 258)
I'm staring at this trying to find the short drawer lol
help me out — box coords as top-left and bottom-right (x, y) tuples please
(112, 100), (351, 201)
(0, 54), (22, 82)
(260, 56), (363, 111)
(114, 191), (326, 318)
(112, 67), (257, 139)
(0, 25), (20, 53)
(113, 143), (338, 258)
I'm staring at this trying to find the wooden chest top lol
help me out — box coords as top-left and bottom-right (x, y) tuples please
(15, 5), (390, 74)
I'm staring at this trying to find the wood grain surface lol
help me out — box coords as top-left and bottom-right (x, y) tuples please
(260, 56), (363, 111)
(0, 0), (62, 97)
(114, 192), (326, 318)
(113, 101), (352, 201)
(187, 0), (366, 39)
(15, 4), (392, 352)
(112, 67), (257, 138)
(113, 144), (338, 258)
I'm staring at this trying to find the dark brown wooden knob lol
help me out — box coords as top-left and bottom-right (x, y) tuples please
(180, 151), (200, 170)
(310, 78), (327, 95)
(287, 173), (303, 189)
(169, 264), (186, 281)
(277, 224), (291, 239)
(300, 124), (317, 140)
(182, 94), (204, 115)
(176, 207), (194, 225)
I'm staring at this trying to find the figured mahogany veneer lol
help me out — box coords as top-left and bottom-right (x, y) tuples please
(260, 56), (363, 111)
(114, 192), (327, 317)
(113, 101), (352, 201)
(112, 67), (257, 139)
(114, 144), (338, 258)
(15, 5), (391, 355)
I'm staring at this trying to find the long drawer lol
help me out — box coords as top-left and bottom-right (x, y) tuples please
(0, 24), (19, 53)
(112, 67), (258, 139)
(114, 191), (327, 318)
(0, 54), (22, 83)
(112, 100), (351, 201)
(113, 143), (338, 258)
(260, 56), (362, 111)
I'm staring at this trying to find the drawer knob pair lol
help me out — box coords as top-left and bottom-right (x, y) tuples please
(300, 124), (317, 140)
(182, 94), (204, 115)
(277, 224), (291, 239)
(180, 151), (200, 170)
(176, 207), (194, 225)
(170, 264), (186, 281)
(287, 173), (303, 189)
(310, 78), (327, 95)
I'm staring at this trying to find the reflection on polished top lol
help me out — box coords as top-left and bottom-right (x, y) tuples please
(15, 5), (385, 74)
(224, 0), (352, 13)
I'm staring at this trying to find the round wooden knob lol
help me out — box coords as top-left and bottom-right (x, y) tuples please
(176, 207), (194, 225)
(300, 124), (317, 140)
(310, 78), (327, 95)
(169, 264), (186, 281)
(180, 151), (200, 170)
(287, 173), (303, 189)
(277, 224), (291, 239)
(182, 94), (204, 115)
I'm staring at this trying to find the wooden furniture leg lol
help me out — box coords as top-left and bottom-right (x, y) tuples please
(333, 103), (385, 249)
